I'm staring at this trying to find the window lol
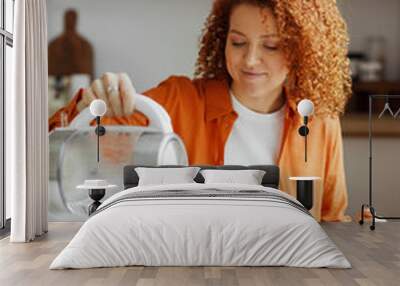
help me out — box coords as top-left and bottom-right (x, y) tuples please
(5, 0), (13, 33)
(1, 0), (14, 232)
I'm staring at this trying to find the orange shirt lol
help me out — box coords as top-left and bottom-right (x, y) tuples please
(49, 76), (349, 222)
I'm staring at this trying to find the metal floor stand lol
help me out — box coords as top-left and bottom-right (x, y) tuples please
(359, 95), (400, 230)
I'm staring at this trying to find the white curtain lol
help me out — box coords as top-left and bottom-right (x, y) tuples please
(8, 0), (49, 242)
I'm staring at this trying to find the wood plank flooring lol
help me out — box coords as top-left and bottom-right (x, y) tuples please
(0, 222), (399, 286)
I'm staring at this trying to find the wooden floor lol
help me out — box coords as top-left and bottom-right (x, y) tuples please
(0, 222), (399, 286)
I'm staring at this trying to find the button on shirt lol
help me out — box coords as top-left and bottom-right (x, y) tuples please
(224, 93), (286, 165)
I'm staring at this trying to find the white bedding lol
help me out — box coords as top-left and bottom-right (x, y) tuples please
(50, 183), (351, 269)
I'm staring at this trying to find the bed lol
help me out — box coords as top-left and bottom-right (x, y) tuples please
(50, 165), (351, 269)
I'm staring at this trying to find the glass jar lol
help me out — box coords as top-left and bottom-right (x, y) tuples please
(365, 36), (386, 80)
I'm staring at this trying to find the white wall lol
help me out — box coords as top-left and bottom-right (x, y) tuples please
(338, 0), (400, 81)
(343, 137), (400, 218)
(47, 0), (213, 92)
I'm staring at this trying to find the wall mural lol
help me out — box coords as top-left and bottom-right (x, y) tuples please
(47, 1), (386, 223)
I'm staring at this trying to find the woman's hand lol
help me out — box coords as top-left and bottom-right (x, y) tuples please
(76, 72), (137, 117)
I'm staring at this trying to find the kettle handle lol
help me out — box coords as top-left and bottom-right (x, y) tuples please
(69, 94), (173, 134)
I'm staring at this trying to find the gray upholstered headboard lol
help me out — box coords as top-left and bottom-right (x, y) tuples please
(123, 165), (280, 189)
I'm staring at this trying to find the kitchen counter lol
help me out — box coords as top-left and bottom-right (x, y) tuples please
(341, 113), (400, 137)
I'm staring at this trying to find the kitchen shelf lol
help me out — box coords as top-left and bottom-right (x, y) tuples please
(353, 81), (400, 94)
(341, 113), (400, 137)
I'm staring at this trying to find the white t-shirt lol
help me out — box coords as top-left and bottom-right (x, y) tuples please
(224, 93), (286, 165)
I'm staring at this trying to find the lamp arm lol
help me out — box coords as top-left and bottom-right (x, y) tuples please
(97, 124), (100, 162)
(96, 116), (100, 162)
(94, 116), (107, 162)
(305, 116), (308, 162)
(305, 131), (307, 162)
(297, 116), (309, 163)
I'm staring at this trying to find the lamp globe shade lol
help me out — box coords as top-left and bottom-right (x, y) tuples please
(90, 99), (107, 117)
(297, 99), (314, 117)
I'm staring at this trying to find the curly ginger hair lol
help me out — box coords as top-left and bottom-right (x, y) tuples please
(195, 0), (352, 117)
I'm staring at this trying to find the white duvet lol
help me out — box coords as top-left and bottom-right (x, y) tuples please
(50, 183), (351, 269)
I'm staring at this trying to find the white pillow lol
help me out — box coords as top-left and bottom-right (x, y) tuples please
(200, 169), (266, 185)
(135, 167), (200, 186)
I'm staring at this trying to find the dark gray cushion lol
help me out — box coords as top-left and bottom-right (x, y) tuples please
(124, 165), (279, 190)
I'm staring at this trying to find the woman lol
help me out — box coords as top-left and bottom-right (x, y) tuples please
(49, 0), (352, 221)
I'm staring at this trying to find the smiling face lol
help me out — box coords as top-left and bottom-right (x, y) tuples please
(225, 4), (289, 97)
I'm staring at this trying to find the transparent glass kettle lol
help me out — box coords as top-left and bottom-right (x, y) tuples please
(49, 94), (188, 221)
